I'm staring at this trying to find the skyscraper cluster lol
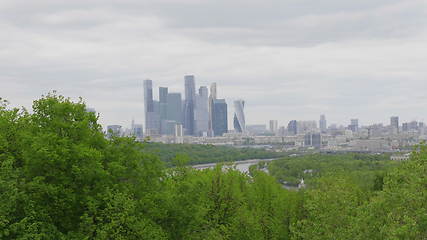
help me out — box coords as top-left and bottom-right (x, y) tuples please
(143, 75), (230, 137)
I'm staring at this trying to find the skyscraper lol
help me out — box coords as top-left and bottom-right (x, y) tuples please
(349, 119), (359, 132)
(319, 114), (327, 133)
(143, 79), (160, 135)
(167, 92), (182, 124)
(183, 75), (196, 135)
(208, 83), (217, 137)
(159, 87), (168, 134)
(269, 120), (278, 134)
(390, 116), (399, 133)
(304, 133), (322, 148)
(195, 86), (209, 136)
(288, 120), (298, 135)
(212, 99), (228, 136)
(233, 100), (246, 133)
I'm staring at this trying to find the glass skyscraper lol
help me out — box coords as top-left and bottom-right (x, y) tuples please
(233, 100), (245, 133)
(212, 99), (228, 136)
(167, 92), (182, 124)
(183, 75), (196, 135)
(143, 79), (160, 135)
(195, 86), (209, 136)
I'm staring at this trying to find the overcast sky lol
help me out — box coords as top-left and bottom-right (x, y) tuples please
(1, 0), (426, 128)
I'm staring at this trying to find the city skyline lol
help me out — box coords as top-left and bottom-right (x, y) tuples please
(1, 0), (426, 128)
(139, 76), (427, 138)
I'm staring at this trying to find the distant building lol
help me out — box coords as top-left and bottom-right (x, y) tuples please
(269, 120), (278, 134)
(409, 121), (418, 131)
(208, 83), (217, 137)
(132, 124), (143, 139)
(402, 122), (409, 132)
(246, 125), (268, 135)
(288, 120), (298, 135)
(167, 93), (183, 124)
(349, 119), (359, 132)
(297, 121), (317, 134)
(175, 124), (183, 137)
(304, 132), (321, 148)
(107, 125), (122, 138)
(161, 120), (177, 136)
(212, 99), (228, 136)
(143, 80), (160, 135)
(390, 153), (411, 161)
(175, 124), (184, 143)
(183, 75), (196, 135)
(390, 116), (399, 134)
(278, 126), (287, 136)
(233, 100), (246, 133)
(319, 115), (327, 133)
(195, 86), (209, 136)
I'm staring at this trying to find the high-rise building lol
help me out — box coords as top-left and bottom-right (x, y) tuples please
(175, 123), (184, 143)
(195, 86), (209, 136)
(183, 75), (196, 135)
(132, 124), (144, 139)
(212, 99), (228, 136)
(159, 87), (169, 134)
(390, 116), (399, 133)
(175, 124), (183, 137)
(143, 79), (160, 135)
(233, 100), (246, 133)
(246, 125), (267, 135)
(167, 93), (182, 124)
(304, 132), (321, 148)
(288, 120), (298, 135)
(319, 115), (327, 133)
(269, 120), (278, 133)
(208, 83), (217, 137)
(349, 119), (359, 132)
(402, 122), (409, 132)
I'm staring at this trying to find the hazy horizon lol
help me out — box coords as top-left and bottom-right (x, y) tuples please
(1, 0), (426, 128)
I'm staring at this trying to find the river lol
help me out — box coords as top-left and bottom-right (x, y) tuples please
(191, 158), (277, 173)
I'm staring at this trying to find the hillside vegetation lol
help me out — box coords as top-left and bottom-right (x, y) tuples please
(143, 142), (286, 166)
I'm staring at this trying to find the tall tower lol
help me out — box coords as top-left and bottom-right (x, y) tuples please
(183, 75), (196, 135)
(167, 92), (182, 124)
(208, 82), (217, 137)
(349, 119), (359, 132)
(143, 79), (159, 135)
(269, 120), (278, 133)
(288, 120), (298, 136)
(159, 87), (168, 134)
(390, 116), (399, 133)
(319, 114), (327, 133)
(195, 86), (209, 136)
(212, 99), (228, 136)
(233, 100), (246, 133)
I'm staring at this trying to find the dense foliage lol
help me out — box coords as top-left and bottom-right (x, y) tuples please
(268, 153), (400, 189)
(1, 94), (426, 239)
(142, 143), (286, 166)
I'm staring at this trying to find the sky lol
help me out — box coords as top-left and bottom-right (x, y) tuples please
(1, 0), (427, 129)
